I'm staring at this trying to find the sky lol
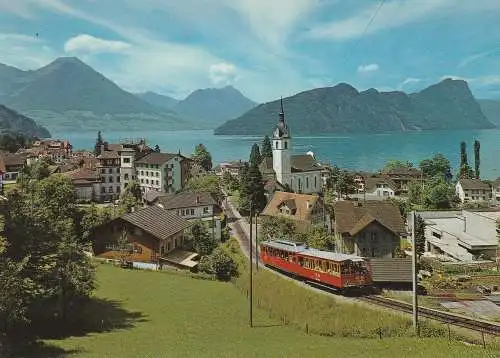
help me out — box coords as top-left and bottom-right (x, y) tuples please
(0, 0), (499, 103)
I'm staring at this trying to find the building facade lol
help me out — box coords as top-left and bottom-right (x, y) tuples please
(136, 152), (189, 195)
(455, 179), (492, 205)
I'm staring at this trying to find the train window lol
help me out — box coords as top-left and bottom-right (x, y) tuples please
(298, 257), (304, 266)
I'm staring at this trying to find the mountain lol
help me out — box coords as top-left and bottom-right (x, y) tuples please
(136, 91), (179, 110)
(214, 79), (495, 135)
(0, 57), (196, 132)
(173, 85), (257, 126)
(478, 99), (500, 126)
(0, 104), (51, 137)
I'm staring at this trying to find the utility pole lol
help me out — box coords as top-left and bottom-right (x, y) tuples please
(249, 201), (253, 328)
(411, 210), (419, 336)
(255, 211), (259, 271)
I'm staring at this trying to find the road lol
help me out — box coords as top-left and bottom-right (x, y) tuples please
(222, 194), (255, 260)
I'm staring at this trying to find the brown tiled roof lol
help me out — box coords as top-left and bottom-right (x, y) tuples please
(64, 168), (100, 183)
(458, 179), (490, 190)
(262, 191), (322, 222)
(157, 191), (218, 210)
(0, 153), (26, 166)
(107, 144), (123, 152)
(121, 206), (190, 240)
(364, 175), (398, 192)
(291, 154), (322, 172)
(381, 167), (422, 177)
(334, 201), (405, 236)
(144, 190), (167, 204)
(136, 152), (177, 165)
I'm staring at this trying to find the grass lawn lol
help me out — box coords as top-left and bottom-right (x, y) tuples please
(36, 264), (499, 358)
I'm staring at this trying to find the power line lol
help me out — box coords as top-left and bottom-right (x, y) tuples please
(317, 0), (387, 106)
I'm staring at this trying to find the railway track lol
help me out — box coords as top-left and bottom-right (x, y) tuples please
(359, 295), (500, 336)
(224, 195), (500, 336)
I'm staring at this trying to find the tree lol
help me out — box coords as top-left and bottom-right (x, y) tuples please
(422, 177), (457, 209)
(192, 144), (212, 171)
(190, 221), (218, 256)
(221, 171), (239, 192)
(303, 227), (336, 251)
(408, 181), (424, 205)
(261, 135), (273, 159)
(414, 214), (426, 259)
(239, 162), (266, 214)
(185, 174), (223, 204)
(458, 141), (474, 179)
(154, 144), (161, 152)
(382, 160), (413, 172)
(249, 143), (261, 167)
(94, 131), (103, 156)
(198, 247), (238, 281)
(419, 153), (451, 179)
(2, 174), (95, 334)
(260, 216), (296, 241)
(474, 139), (480, 179)
(325, 165), (356, 199)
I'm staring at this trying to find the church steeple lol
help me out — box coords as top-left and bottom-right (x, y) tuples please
(279, 96), (285, 121)
(274, 96), (290, 139)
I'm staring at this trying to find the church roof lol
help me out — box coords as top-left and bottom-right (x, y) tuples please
(291, 155), (322, 172)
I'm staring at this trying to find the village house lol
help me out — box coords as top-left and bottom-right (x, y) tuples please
(135, 151), (192, 195)
(333, 201), (406, 258)
(455, 179), (492, 205)
(156, 191), (222, 239)
(92, 205), (194, 269)
(97, 143), (122, 203)
(266, 99), (326, 194)
(63, 168), (101, 201)
(491, 177), (500, 206)
(29, 139), (73, 164)
(0, 152), (26, 183)
(407, 210), (500, 262)
(381, 166), (422, 195)
(350, 173), (397, 201)
(261, 191), (330, 234)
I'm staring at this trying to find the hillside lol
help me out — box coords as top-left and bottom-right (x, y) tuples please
(0, 57), (196, 132)
(0, 104), (51, 137)
(214, 79), (495, 135)
(173, 85), (257, 126)
(136, 91), (179, 110)
(478, 99), (500, 126)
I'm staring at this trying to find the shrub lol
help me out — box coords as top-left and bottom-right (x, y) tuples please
(198, 246), (238, 281)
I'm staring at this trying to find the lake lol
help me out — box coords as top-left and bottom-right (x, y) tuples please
(51, 128), (500, 180)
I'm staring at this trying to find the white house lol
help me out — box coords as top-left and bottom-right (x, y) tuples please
(350, 174), (397, 201)
(455, 179), (492, 205)
(407, 210), (499, 262)
(271, 98), (324, 194)
(135, 152), (188, 195)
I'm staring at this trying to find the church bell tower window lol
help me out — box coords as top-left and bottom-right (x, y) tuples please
(284, 141), (288, 149)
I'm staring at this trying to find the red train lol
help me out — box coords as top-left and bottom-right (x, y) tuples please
(259, 239), (373, 291)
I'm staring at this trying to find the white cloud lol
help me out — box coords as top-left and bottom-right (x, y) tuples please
(64, 34), (131, 54)
(439, 75), (469, 82)
(401, 77), (421, 85)
(209, 62), (239, 86)
(357, 63), (379, 74)
(306, 0), (500, 41)
(0, 0), (32, 17)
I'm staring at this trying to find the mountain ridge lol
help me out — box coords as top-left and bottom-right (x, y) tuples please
(0, 104), (51, 138)
(214, 79), (495, 135)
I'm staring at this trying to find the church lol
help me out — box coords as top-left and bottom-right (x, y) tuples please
(261, 98), (325, 195)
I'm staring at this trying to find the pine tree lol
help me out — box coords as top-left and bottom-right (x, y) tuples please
(249, 143), (261, 167)
(474, 139), (480, 179)
(261, 135), (273, 159)
(94, 131), (103, 156)
(458, 141), (473, 179)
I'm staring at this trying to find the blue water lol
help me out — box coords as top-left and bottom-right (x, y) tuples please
(51, 128), (500, 180)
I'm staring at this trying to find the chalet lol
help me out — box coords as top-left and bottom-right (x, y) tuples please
(333, 201), (406, 258)
(261, 191), (329, 233)
(0, 152), (26, 183)
(381, 167), (422, 195)
(92, 206), (193, 268)
(455, 179), (492, 205)
(157, 191), (222, 238)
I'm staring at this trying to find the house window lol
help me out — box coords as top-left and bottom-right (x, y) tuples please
(190, 209), (195, 215)
(371, 232), (377, 241)
(101, 168), (105, 173)
(156, 172), (159, 177)
(181, 209), (185, 215)
(140, 170), (144, 175)
(109, 177), (114, 183)
(146, 179), (149, 184)
(123, 157), (130, 164)
(146, 171), (149, 176)
(116, 186), (120, 193)
(108, 187), (113, 193)
(203, 207), (209, 214)
(140, 178), (144, 183)
(117, 176), (120, 182)
(108, 168), (112, 174)
(124, 173), (129, 180)
(314, 176), (317, 188)
(275, 141), (278, 149)
(306, 177), (309, 188)
(101, 187), (105, 193)
(156, 180), (159, 185)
